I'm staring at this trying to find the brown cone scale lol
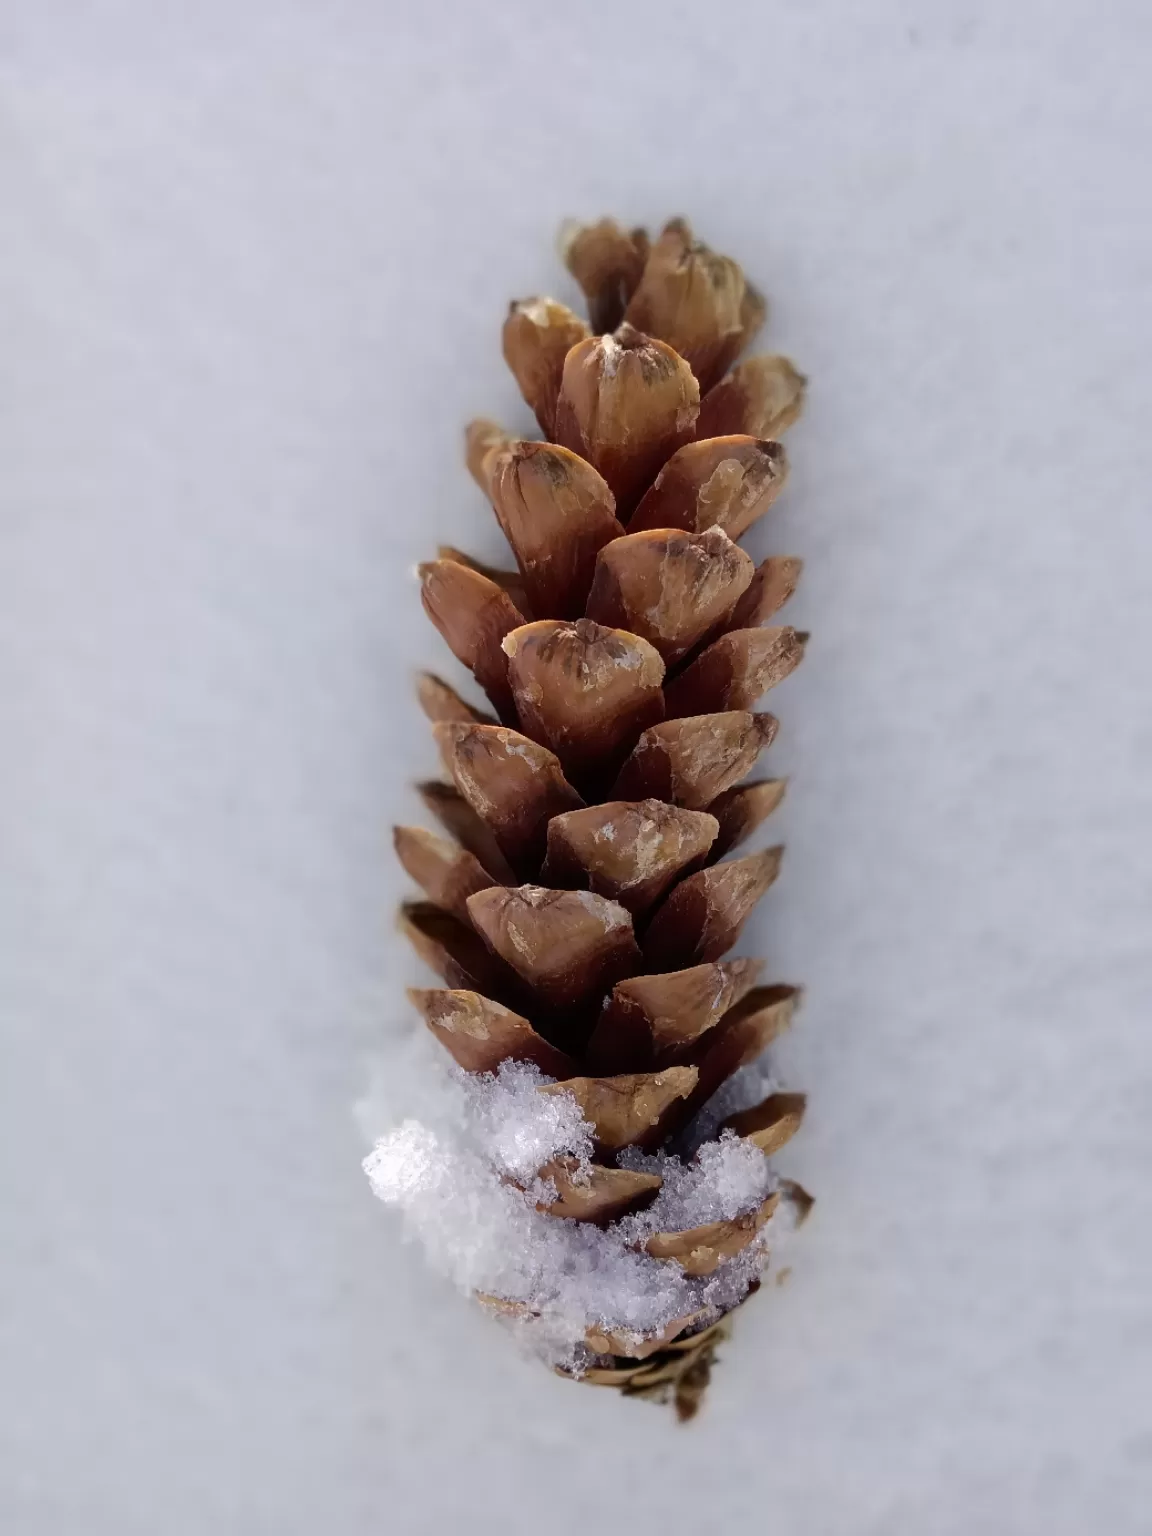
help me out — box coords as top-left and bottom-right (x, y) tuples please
(408, 987), (575, 1077)
(503, 619), (665, 786)
(489, 441), (622, 619)
(559, 217), (649, 334)
(394, 214), (811, 1412)
(643, 847), (785, 970)
(707, 778), (788, 859)
(696, 354), (807, 441)
(435, 545), (529, 615)
(433, 722), (583, 875)
(464, 418), (513, 496)
(393, 825), (496, 921)
(542, 799), (718, 915)
(532, 1158), (663, 1223)
(418, 558), (525, 720)
(416, 673), (495, 728)
(553, 325), (700, 515)
(502, 298), (590, 436)
(415, 781), (517, 884)
(538, 1067), (699, 1152)
(586, 958), (763, 1072)
(727, 554), (803, 628)
(398, 902), (519, 1000)
(623, 218), (748, 392)
(663, 626), (806, 717)
(466, 885), (641, 1012)
(722, 1092), (807, 1156)
(612, 711), (779, 810)
(585, 527), (754, 665)
(629, 435), (788, 541)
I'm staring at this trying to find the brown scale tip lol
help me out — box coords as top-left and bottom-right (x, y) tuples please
(586, 957), (763, 1073)
(531, 1159), (663, 1223)
(433, 722), (583, 876)
(553, 326), (700, 516)
(489, 441), (622, 620)
(539, 1066), (699, 1152)
(643, 846), (784, 970)
(418, 558), (525, 720)
(393, 825), (496, 921)
(464, 419), (514, 497)
(623, 217), (749, 393)
(407, 986), (574, 1077)
(644, 1191), (780, 1276)
(738, 281), (768, 353)
(584, 527), (754, 666)
(416, 673), (494, 727)
(502, 297), (590, 437)
(466, 885), (640, 1011)
(415, 781), (516, 885)
(558, 217), (649, 334)
(612, 711), (778, 810)
(663, 626), (806, 718)
(502, 619), (665, 785)
(697, 354), (807, 441)
(707, 779), (788, 860)
(686, 984), (802, 1112)
(780, 1179), (816, 1227)
(629, 436), (788, 541)
(722, 1092), (807, 1155)
(726, 555), (803, 628)
(398, 901), (517, 999)
(543, 799), (718, 916)
(436, 545), (529, 615)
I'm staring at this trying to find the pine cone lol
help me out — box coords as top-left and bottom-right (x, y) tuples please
(384, 216), (812, 1420)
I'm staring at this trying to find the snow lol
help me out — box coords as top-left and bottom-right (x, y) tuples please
(4, 4), (1152, 1534)
(360, 1049), (786, 1370)
(617, 1135), (776, 1234)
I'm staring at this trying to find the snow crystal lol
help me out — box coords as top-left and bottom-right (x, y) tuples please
(361, 1036), (795, 1371)
(468, 1059), (593, 1182)
(617, 1133), (776, 1236)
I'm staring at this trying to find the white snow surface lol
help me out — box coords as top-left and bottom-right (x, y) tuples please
(4, 4), (1152, 1535)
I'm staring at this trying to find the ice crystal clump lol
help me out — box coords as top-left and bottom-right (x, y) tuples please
(361, 1034), (790, 1370)
(616, 1132), (776, 1237)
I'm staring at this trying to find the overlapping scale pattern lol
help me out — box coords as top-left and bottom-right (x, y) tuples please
(395, 216), (813, 1407)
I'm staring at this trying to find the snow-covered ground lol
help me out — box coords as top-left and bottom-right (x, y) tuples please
(2, 3), (1150, 1532)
